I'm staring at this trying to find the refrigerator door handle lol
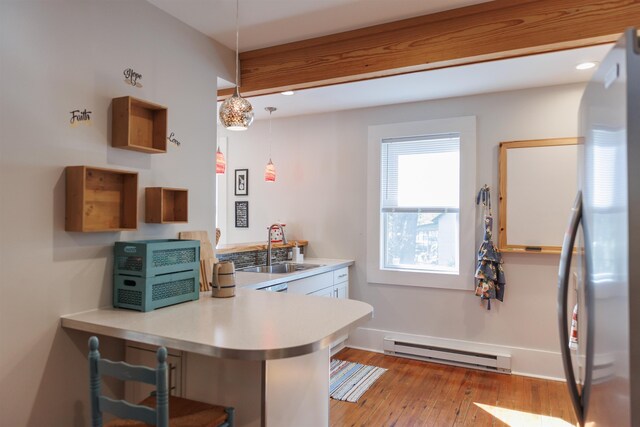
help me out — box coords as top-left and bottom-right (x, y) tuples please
(558, 191), (584, 426)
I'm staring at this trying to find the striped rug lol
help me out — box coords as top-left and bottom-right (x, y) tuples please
(330, 359), (387, 403)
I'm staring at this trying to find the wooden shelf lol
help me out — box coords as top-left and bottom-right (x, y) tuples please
(145, 187), (188, 224)
(216, 240), (308, 254)
(65, 166), (138, 232)
(112, 96), (167, 153)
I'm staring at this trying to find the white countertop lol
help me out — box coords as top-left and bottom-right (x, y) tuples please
(61, 259), (372, 360)
(236, 258), (353, 289)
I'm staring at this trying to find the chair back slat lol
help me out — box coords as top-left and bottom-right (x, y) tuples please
(88, 336), (169, 427)
(99, 396), (157, 425)
(98, 359), (157, 385)
(87, 336), (233, 427)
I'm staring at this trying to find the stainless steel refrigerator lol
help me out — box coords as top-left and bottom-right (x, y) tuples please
(558, 28), (640, 427)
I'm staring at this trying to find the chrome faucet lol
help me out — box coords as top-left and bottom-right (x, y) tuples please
(266, 223), (287, 266)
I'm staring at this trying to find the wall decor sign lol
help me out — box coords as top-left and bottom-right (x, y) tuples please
(235, 201), (249, 228)
(69, 109), (92, 126)
(123, 68), (143, 87)
(234, 169), (249, 196)
(167, 131), (181, 147)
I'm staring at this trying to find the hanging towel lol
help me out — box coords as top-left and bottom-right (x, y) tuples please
(569, 304), (579, 350)
(475, 186), (506, 310)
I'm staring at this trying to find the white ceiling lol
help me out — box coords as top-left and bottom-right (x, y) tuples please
(147, 0), (491, 51)
(145, 0), (612, 122)
(242, 44), (611, 121)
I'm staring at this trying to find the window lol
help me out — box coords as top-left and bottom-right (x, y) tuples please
(366, 117), (476, 290)
(381, 135), (460, 273)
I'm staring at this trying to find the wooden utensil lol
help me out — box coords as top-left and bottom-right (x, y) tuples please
(179, 230), (215, 291)
(202, 258), (214, 292)
(200, 261), (208, 292)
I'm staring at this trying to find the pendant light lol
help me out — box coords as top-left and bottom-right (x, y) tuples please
(216, 147), (226, 174)
(219, 0), (253, 131)
(264, 107), (277, 182)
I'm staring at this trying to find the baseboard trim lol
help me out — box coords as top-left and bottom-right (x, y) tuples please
(346, 327), (566, 381)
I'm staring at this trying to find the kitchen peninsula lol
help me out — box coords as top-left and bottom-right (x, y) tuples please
(61, 260), (372, 427)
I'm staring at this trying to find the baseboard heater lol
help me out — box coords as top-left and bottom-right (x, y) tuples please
(383, 337), (511, 374)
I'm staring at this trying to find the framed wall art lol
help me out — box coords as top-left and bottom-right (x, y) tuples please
(235, 169), (248, 196)
(235, 201), (249, 228)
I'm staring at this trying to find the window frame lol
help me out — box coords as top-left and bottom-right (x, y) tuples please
(366, 116), (477, 290)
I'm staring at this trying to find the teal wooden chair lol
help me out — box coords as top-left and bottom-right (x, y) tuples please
(89, 336), (234, 427)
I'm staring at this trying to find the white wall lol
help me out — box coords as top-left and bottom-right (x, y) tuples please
(224, 83), (585, 378)
(0, 1), (231, 425)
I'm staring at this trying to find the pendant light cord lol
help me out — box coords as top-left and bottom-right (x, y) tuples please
(268, 109), (272, 159)
(235, 0), (240, 88)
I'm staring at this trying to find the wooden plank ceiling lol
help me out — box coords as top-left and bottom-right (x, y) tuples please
(218, 0), (640, 99)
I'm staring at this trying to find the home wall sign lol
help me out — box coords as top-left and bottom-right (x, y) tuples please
(167, 132), (181, 147)
(123, 68), (143, 87)
(69, 109), (92, 126)
(235, 201), (249, 228)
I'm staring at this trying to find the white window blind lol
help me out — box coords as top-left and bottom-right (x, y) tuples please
(381, 134), (460, 213)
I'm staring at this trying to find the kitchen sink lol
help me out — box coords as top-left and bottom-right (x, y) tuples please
(239, 263), (324, 274)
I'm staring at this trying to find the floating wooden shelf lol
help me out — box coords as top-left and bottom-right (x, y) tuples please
(112, 96), (167, 153)
(215, 240), (308, 254)
(65, 166), (138, 232)
(145, 187), (188, 223)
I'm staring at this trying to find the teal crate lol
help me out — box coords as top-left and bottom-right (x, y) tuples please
(114, 269), (199, 312)
(114, 239), (200, 277)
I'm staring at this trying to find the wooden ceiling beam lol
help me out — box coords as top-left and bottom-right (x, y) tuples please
(218, 0), (640, 99)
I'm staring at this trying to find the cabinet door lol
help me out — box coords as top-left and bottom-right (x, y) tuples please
(308, 286), (334, 298)
(334, 281), (348, 299)
(287, 271), (333, 295)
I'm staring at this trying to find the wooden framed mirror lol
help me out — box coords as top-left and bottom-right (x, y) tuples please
(498, 137), (579, 254)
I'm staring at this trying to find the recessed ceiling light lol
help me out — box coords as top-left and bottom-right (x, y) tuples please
(576, 62), (598, 70)
(281, 90), (295, 96)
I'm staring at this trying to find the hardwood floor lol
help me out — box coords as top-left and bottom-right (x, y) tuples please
(330, 348), (578, 427)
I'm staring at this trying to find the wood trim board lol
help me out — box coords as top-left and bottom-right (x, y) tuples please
(219, 0), (640, 98)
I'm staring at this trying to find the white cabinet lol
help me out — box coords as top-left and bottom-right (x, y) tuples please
(287, 266), (351, 355)
(334, 280), (348, 299)
(308, 285), (334, 298)
(287, 266), (349, 301)
(332, 267), (349, 299)
(124, 342), (185, 403)
(287, 271), (333, 295)
(329, 267), (349, 354)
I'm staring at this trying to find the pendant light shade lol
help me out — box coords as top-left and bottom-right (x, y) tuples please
(264, 107), (277, 182)
(216, 147), (226, 174)
(219, 0), (253, 131)
(219, 88), (253, 131)
(264, 159), (276, 182)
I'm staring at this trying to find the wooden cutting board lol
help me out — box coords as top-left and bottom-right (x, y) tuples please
(179, 230), (214, 291)
(179, 231), (210, 248)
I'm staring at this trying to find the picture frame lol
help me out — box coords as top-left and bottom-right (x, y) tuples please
(234, 169), (249, 196)
(235, 201), (249, 228)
